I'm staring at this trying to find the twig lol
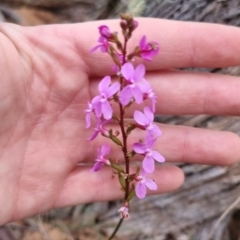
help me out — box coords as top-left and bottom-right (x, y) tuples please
(207, 195), (240, 240)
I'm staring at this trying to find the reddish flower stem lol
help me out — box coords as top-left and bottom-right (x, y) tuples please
(108, 37), (129, 240)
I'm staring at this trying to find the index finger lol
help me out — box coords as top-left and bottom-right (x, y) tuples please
(70, 18), (240, 76)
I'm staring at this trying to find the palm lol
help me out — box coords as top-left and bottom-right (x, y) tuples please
(0, 19), (240, 225)
(0, 23), (95, 224)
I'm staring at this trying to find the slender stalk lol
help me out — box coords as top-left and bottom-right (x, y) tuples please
(108, 218), (124, 240)
(108, 36), (130, 240)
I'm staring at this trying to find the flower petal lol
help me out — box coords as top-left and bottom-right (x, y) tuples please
(102, 100), (112, 120)
(92, 95), (101, 105)
(133, 64), (145, 81)
(141, 53), (153, 61)
(150, 97), (156, 112)
(152, 151), (165, 163)
(85, 112), (91, 128)
(144, 106), (154, 122)
(133, 142), (146, 154)
(140, 35), (147, 48)
(132, 87), (143, 104)
(142, 156), (155, 173)
(121, 63), (134, 80)
(119, 86), (132, 106)
(93, 102), (102, 118)
(134, 110), (148, 126)
(106, 82), (120, 98)
(144, 133), (156, 148)
(99, 76), (111, 93)
(87, 130), (98, 141)
(136, 182), (146, 199)
(145, 179), (158, 190)
(89, 44), (101, 53)
(99, 25), (111, 38)
(90, 162), (104, 172)
(101, 144), (110, 156)
(139, 78), (151, 92)
(140, 169), (147, 177)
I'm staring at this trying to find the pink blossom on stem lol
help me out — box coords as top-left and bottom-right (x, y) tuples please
(133, 134), (165, 173)
(88, 118), (110, 141)
(99, 25), (113, 39)
(90, 36), (110, 53)
(90, 144), (111, 172)
(134, 106), (162, 139)
(92, 76), (120, 120)
(135, 169), (157, 199)
(118, 205), (130, 219)
(139, 35), (159, 61)
(119, 63), (146, 105)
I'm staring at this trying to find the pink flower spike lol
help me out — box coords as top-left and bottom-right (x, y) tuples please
(118, 206), (130, 219)
(135, 169), (157, 199)
(88, 119), (110, 141)
(139, 35), (159, 61)
(119, 63), (146, 106)
(134, 107), (162, 139)
(133, 134), (165, 173)
(92, 76), (120, 120)
(90, 144), (111, 172)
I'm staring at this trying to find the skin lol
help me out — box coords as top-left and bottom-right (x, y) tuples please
(0, 18), (240, 225)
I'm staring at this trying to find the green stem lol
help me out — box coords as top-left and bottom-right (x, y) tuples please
(108, 218), (124, 240)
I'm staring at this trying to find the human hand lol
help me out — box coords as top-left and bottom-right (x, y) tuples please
(0, 18), (240, 225)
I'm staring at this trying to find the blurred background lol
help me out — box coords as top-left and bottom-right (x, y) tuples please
(0, 0), (240, 239)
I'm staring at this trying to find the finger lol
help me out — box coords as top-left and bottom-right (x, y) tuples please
(90, 70), (240, 116)
(150, 70), (240, 115)
(157, 124), (240, 165)
(67, 18), (240, 76)
(86, 123), (240, 166)
(54, 165), (183, 208)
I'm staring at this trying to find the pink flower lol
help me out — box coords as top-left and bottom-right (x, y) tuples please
(90, 25), (115, 53)
(90, 144), (111, 172)
(119, 63), (146, 105)
(135, 169), (157, 199)
(98, 25), (113, 39)
(92, 76), (120, 120)
(134, 106), (162, 139)
(90, 36), (110, 53)
(133, 134), (165, 173)
(139, 35), (159, 61)
(118, 206), (130, 219)
(88, 118), (109, 141)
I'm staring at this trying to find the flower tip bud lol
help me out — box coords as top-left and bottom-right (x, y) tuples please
(120, 13), (133, 22)
(98, 25), (113, 39)
(120, 19), (128, 30)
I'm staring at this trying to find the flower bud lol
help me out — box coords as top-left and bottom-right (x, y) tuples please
(118, 204), (130, 219)
(98, 25), (112, 39)
(120, 19), (128, 30)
